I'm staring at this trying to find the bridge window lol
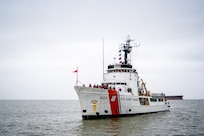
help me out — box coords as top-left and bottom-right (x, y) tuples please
(107, 82), (127, 85)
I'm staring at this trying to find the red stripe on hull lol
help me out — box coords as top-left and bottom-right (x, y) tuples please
(108, 89), (120, 115)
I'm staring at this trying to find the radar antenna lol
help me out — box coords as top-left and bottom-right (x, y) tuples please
(119, 35), (140, 65)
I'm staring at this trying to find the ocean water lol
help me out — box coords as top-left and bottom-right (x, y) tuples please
(0, 100), (204, 136)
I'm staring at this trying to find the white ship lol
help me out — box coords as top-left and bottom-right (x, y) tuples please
(74, 36), (170, 119)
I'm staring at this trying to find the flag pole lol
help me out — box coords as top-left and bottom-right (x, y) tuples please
(102, 39), (104, 81)
(76, 67), (78, 85)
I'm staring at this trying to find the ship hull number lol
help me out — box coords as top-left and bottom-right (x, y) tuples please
(100, 95), (108, 100)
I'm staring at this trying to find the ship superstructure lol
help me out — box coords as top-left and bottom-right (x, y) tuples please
(74, 36), (170, 119)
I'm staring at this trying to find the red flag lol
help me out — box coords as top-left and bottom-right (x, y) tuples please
(73, 69), (78, 73)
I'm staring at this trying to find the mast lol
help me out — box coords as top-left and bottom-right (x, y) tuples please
(120, 35), (133, 64)
(119, 35), (140, 65)
(102, 39), (105, 81)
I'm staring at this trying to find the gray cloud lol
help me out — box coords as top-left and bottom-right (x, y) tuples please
(0, 0), (204, 99)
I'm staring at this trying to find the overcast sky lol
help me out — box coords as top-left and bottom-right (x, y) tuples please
(0, 0), (204, 100)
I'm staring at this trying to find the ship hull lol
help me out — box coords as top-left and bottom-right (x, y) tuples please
(74, 86), (170, 119)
